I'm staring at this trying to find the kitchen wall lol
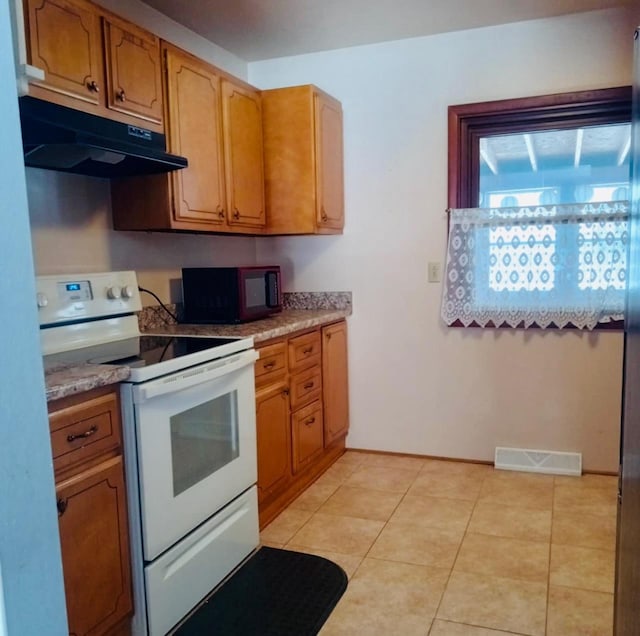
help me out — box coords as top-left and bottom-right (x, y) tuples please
(27, 0), (256, 304)
(250, 7), (638, 472)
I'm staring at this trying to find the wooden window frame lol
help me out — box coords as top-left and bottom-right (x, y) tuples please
(446, 86), (632, 330)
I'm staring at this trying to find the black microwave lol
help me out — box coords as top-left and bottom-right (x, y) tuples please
(181, 266), (282, 324)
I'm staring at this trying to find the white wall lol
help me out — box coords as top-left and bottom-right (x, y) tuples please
(27, 0), (256, 304)
(251, 8), (638, 472)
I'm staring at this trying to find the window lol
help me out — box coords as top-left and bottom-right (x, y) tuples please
(444, 87), (632, 329)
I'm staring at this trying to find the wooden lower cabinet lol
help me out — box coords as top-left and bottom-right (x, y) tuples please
(255, 321), (349, 528)
(56, 456), (132, 636)
(256, 380), (291, 502)
(49, 386), (133, 636)
(292, 400), (324, 473)
(322, 321), (350, 446)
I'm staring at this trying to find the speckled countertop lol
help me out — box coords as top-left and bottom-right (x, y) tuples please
(142, 308), (351, 343)
(42, 292), (352, 402)
(44, 361), (130, 403)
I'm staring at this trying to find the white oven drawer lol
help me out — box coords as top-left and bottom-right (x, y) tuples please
(145, 486), (259, 636)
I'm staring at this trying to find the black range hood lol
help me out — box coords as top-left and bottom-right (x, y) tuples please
(19, 96), (188, 178)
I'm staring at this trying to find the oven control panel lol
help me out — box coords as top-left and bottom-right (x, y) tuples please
(36, 271), (143, 325)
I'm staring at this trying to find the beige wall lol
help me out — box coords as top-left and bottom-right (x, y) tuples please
(250, 8), (637, 471)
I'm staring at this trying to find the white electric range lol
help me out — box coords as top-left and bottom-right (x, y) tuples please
(38, 271), (260, 636)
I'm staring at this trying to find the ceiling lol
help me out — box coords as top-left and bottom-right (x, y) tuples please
(142, 0), (634, 62)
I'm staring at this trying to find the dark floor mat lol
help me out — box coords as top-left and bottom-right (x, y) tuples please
(172, 547), (348, 636)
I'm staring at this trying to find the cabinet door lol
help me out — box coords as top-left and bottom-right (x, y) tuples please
(322, 321), (350, 446)
(164, 47), (227, 226)
(222, 79), (266, 228)
(103, 17), (163, 126)
(256, 381), (291, 502)
(56, 455), (132, 636)
(314, 92), (344, 231)
(26, 0), (104, 109)
(292, 400), (324, 474)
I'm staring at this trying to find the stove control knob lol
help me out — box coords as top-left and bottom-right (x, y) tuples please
(107, 286), (121, 300)
(121, 285), (135, 299)
(36, 292), (48, 308)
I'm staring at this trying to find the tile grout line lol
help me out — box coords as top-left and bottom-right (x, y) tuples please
(429, 468), (488, 629)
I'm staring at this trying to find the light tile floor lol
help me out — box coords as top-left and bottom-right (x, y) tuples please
(260, 451), (618, 636)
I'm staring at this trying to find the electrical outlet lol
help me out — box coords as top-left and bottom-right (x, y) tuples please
(428, 262), (441, 283)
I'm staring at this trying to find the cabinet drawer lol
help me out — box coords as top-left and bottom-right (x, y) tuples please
(49, 391), (121, 473)
(290, 365), (322, 412)
(291, 400), (324, 474)
(255, 342), (287, 386)
(288, 331), (321, 373)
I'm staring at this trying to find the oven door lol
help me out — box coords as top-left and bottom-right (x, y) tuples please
(131, 349), (258, 561)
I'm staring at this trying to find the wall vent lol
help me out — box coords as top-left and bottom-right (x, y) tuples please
(494, 447), (582, 476)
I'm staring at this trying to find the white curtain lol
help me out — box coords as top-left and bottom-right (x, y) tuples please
(440, 200), (629, 329)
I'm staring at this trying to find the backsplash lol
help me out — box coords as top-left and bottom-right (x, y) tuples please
(137, 292), (352, 329)
(283, 292), (352, 310)
(138, 303), (181, 329)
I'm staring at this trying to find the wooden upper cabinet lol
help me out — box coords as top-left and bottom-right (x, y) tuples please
(164, 45), (227, 227)
(262, 84), (344, 235)
(103, 16), (163, 126)
(112, 43), (266, 235)
(322, 321), (349, 446)
(26, 0), (104, 109)
(222, 79), (266, 229)
(315, 92), (344, 230)
(24, 0), (165, 132)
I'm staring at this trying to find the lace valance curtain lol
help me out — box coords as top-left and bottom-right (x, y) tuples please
(440, 201), (629, 329)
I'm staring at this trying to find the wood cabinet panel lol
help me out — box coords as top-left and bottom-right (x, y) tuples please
(262, 84), (344, 235)
(256, 380), (291, 502)
(49, 391), (120, 474)
(56, 455), (132, 636)
(323, 321), (350, 446)
(165, 45), (227, 227)
(103, 16), (163, 125)
(222, 79), (265, 228)
(288, 330), (321, 374)
(315, 92), (344, 230)
(292, 400), (324, 474)
(255, 341), (287, 387)
(26, 0), (104, 109)
(290, 365), (322, 412)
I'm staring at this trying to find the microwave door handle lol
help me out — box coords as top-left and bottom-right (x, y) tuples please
(133, 350), (258, 403)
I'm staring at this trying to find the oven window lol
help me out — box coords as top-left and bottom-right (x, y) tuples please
(170, 390), (239, 496)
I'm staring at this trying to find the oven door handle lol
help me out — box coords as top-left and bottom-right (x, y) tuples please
(133, 349), (258, 403)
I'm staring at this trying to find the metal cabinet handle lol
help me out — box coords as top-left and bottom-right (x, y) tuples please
(67, 425), (98, 443)
(57, 499), (67, 517)
(233, 208), (240, 220)
(303, 381), (314, 389)
(321, 207), (328, 222)
(116, 88), (126, 102)
(263, 361), (276, 370)
(303, 347), (313, 355)
(304, 417), (316, 426)
(87, 80), (100, 93)
(218, 210), (225, 219)
(282, 388), (290, 396)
